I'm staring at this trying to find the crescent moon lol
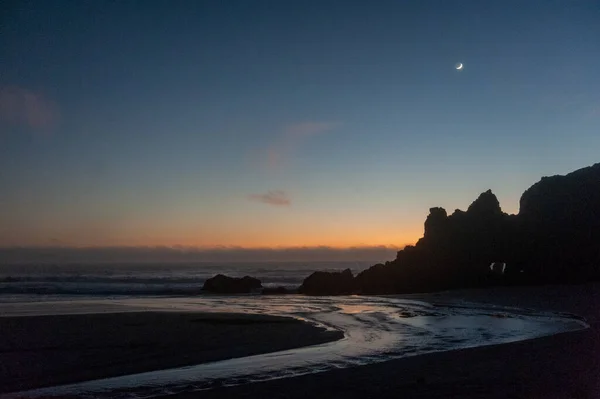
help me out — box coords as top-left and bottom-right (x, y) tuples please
(456, 63), (463, 70)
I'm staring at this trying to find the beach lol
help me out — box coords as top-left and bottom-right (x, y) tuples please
(0, 311), (342, 394)
(191, 283), (600, 399)
(1, 284), (598, 398)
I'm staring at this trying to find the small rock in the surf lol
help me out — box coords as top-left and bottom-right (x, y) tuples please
(298, 268), (355, 295)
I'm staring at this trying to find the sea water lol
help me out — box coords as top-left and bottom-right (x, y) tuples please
(0, 261), (370, 301)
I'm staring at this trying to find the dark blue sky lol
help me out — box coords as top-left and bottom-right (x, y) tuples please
(1, 0), (599, 248)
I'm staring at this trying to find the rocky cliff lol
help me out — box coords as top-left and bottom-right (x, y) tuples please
(302, 163), (600, 295)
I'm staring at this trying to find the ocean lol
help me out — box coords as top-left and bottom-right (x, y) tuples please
(0, 261), (373, 302)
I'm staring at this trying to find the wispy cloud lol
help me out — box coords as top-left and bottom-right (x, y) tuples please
(248, 190), (291, 206)
(267, 121), (340, 169)
(0, 86), (59, 130)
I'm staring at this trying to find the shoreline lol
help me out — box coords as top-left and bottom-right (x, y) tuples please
(186, 283), (600, 399)
(0, 311), (343, 394)
(2, 283), (598, 398)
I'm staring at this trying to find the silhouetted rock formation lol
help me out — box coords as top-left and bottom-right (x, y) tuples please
(299, 269), (355, 295)
(353, 189), (516, 294)
(303, 163), (600, 295)
(518, 163), (600, 282)
(202, 274), (262, 294)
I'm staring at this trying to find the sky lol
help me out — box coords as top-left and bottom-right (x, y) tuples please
(1, 0), (599, 256)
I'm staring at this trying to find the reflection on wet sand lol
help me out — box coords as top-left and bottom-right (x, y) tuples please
(8, 295), (587, 399)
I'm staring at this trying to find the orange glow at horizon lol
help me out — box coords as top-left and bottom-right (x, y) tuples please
(0, 225), (424, 249)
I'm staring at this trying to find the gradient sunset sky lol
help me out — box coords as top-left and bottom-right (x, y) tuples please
(1, 0), (599, 250)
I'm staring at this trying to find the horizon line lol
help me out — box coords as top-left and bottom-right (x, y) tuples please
(0, 244), (408, 250)
(0, 245), (408, 264)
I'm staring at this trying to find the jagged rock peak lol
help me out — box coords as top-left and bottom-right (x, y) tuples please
(428, 207), (448, 218)
(467, 189), (502, 216)
(423, 207), (448, 238)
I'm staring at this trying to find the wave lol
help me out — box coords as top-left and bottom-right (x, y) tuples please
(0, 280), (304, 297)
(0, 283), (206, 297)
(0, 262), (372, 299)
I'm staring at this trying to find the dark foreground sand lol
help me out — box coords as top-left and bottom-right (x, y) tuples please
(3, 284), (600, 398)
(0, 312), (342, 393)
(187, 283), (600, 399)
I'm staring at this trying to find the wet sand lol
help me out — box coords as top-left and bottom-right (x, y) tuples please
(183, 283), (600, 399)
(0, 312), (342, 394)
(3, 284), (599, 398)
